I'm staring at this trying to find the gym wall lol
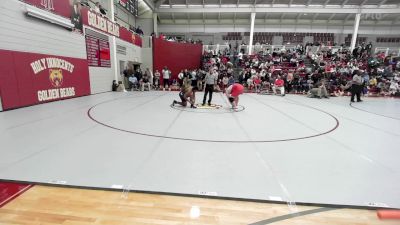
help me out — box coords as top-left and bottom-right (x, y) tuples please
(0, 0), (144, 110)
(0, 0), (90, 110)
(153, 38), (202, 82)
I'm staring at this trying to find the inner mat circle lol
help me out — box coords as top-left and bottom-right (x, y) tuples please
(171, 103), (245, 113)
(88, 94), (339, 143)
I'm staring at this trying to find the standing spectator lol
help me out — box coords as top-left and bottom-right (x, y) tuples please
(203, 69), (218, 106)
(145, 68), (153, 88)
(154, 70), (160, 89)
(162, 66), (171, 91)
(222, 75), (229, 93)
(196, 70), (204, 91)
(351, 71), (363, 102)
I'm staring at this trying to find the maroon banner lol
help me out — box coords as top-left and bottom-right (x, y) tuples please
(119, 27), (142, 47)
(23, 1), (142, 47)
(81, 8), (120, 37)
(23, 0), (72, 18)
(0, 50), (91, 110)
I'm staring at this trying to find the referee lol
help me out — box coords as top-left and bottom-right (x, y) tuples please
(203, 69), (218, 106)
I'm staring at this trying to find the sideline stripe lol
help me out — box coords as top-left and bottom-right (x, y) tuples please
(249, 207), (338, 225)
(349, 102), (400, 121)
(0, 184), (33, 208)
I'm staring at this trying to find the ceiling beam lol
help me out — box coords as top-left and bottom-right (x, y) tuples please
(344, 13), (352, 24)
(155, 0), (168, 8)
(312, 13), (319, 22)
(360, 0), (368, 6)
(307, 0), (312, 6)
(328, 13), (336, 22)
(324, 0), (330, 7)
(157, 6), (400, 14)
(393, 15), (400, 25)
(289, 0), (293, 6)
(341, 0), (349, 7)
(378, 0), (388, 7)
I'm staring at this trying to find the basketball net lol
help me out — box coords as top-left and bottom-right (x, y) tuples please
(41, 0), (54, 11)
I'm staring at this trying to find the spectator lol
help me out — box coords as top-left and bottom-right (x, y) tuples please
(273, 76), (285, 96)
(154, 70), (161, 89)
(112, 80), (119, 91)
(162, 66), (171, 91)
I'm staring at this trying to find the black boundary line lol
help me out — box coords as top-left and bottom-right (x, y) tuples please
(248, 207), (338, 225)
(88, 94), (340, 143)
(349, 102), (400, 121)
(0, 179), (397, 210)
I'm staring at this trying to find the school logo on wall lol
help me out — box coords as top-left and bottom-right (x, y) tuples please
(41, 0), (54, 11)
(30, 58), (76, 102)
(49, 69), (63, 88)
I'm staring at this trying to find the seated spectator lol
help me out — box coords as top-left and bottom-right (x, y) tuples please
(273, 76), (285, 96)
(253, 75), (261, 93)
(116, 81), (126, 92)
(389, 80), (399, 96)
(129, 76), (139, 91)
(112, 80), (119, 91)
(141, 74), (151, 91)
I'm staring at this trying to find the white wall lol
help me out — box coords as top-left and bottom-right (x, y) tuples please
(116, 38), (142, 77)
(136, 11), (154, 36)
(0, 0), (86, 59)
(115, 4), (136, 30)
(141, 48), (153, 72)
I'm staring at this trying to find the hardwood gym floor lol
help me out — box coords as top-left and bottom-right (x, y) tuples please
(0, 185), (397, 225)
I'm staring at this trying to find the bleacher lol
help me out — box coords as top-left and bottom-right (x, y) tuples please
(222, 32), (242, 41)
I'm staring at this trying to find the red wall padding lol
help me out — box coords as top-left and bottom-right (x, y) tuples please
(153, 38), (202, 84)
(0, 50), (91, 110)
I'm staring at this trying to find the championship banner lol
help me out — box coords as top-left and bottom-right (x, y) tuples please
(23, 0), (72, 18)
(0, 50), (91, 110)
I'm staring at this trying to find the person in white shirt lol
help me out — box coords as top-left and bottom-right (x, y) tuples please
(145, 68), (153, 88)
(154, 70), (160, 89)
(178, 70), (184, 87)
(162, 66), (171, 91)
